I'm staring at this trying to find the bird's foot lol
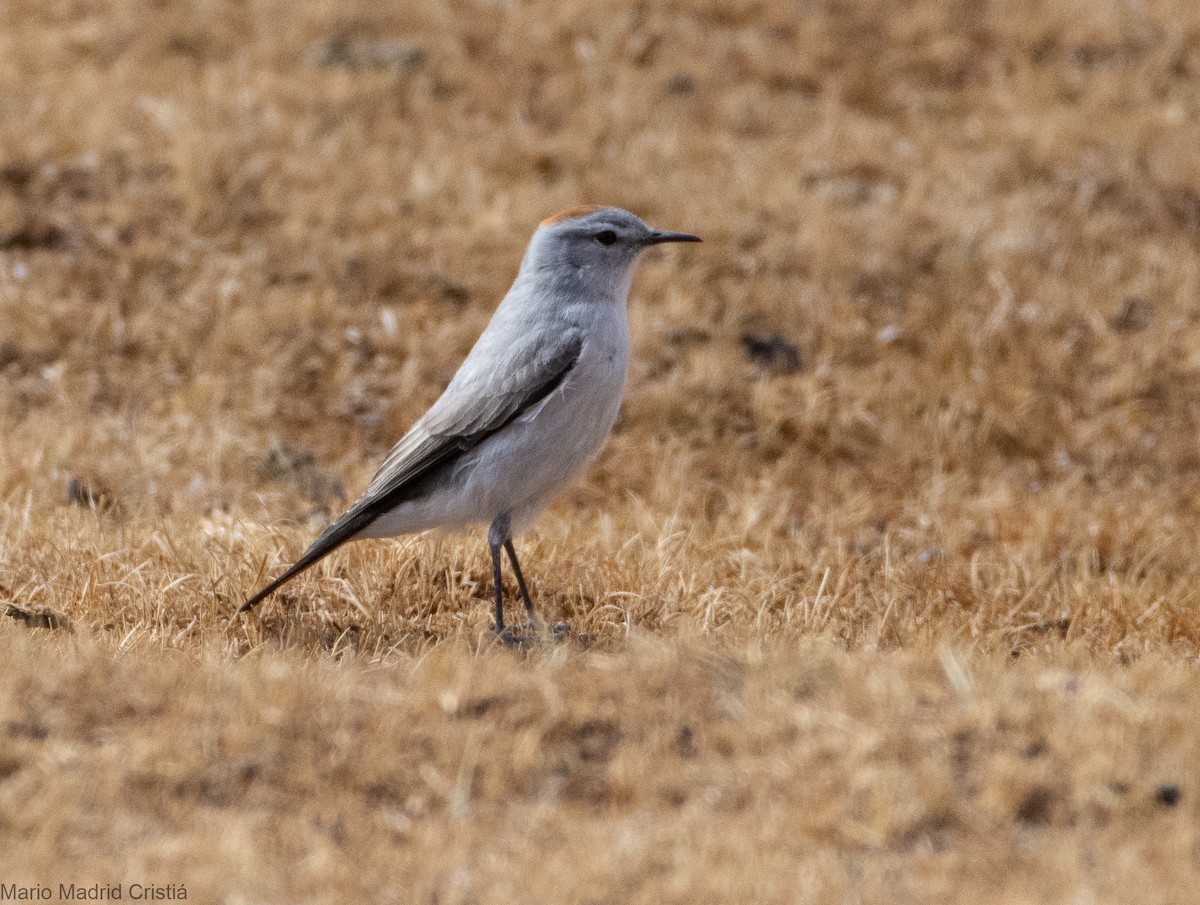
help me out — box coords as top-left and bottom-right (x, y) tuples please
(544, 621), (571, 641)
(493, 625), (529, 647)
(493, 620), (573, 647)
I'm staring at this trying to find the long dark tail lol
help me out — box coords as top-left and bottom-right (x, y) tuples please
(239, 509), (376, 613)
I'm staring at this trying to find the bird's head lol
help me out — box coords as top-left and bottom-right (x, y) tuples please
(521, 206), (700, 298)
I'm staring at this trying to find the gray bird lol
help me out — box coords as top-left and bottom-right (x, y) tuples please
(240, 206), (699, 636)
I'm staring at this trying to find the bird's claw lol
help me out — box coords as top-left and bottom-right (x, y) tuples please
(493, 620), (572, 647)
(494, 626), (528, 647)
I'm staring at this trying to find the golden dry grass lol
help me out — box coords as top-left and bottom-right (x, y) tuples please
(2, 0), (1200, 900)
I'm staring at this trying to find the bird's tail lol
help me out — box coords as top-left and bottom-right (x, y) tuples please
(239, 508), (376, 613)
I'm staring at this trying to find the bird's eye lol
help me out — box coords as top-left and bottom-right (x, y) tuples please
(594, 230), (617, 246)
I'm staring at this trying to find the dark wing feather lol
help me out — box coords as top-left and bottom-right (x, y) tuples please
(239, 334), (583, 612)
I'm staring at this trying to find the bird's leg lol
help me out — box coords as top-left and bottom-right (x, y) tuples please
(503, 538), (535, 624)
(488, 513), (512, 637)
(489, 539), (505, 635)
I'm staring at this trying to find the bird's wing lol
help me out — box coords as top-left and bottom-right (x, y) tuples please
(239, 330), (583, 612)
(362, 329), (584, 503)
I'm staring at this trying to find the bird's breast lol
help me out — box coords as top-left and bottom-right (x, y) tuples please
(509, 312), (629, 466)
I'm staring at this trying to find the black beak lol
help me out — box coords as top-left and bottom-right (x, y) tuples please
(642, 229), (702, 246)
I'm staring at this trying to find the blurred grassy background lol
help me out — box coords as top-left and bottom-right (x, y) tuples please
(2, 0), (1200, 901)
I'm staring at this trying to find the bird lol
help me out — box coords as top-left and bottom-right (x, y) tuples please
(239, 206), (700, 637)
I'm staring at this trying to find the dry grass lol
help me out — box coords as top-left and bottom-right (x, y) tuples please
(2, 0), (1200, 900)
